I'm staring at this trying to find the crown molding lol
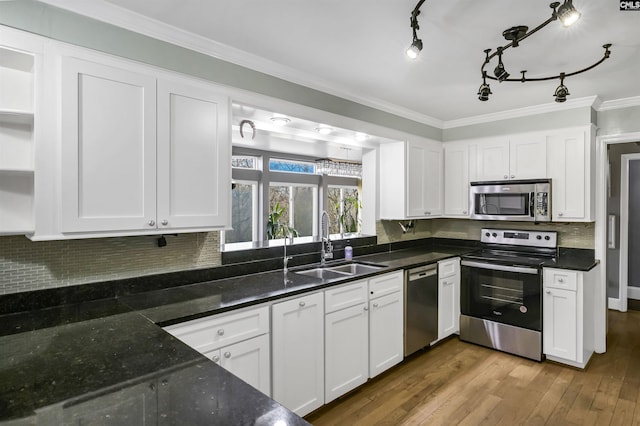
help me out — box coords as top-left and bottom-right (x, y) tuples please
(598, 96), (640, 111)
(38, 0), (443, 129)
(442, 96), (599, 129)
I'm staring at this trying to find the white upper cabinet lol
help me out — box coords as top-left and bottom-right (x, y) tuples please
(547, 127), (593, 222)
(61, 57), (157, 233)
(443, 141), (470, 217)
(157, 79), (229, 229)
(472, 134), (547, 181)
(379, 139), (443, 219)
(57, 53), (230, 237)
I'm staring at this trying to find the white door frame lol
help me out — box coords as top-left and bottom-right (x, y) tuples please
(596, 133), (640, 318)
(620, 153), (640, 306)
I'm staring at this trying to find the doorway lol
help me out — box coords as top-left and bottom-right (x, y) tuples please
(620, 154), (640, 309)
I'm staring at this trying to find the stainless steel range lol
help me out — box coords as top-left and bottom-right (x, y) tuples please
(459, 228), (557, 361)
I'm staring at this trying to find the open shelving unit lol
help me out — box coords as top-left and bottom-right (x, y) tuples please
(0, 46), (35, 234)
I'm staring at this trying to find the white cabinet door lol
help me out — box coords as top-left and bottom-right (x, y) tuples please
(369, 291), (403, 378)
(543, 287), (577, 361)
(475, 139), (510, 181)
(547, 130), (589, 221)
(407, 140), (442, 217)
(157, 79), (230, 230)
(325, 303), (368, 403)
(438, 259), (460, 340)
(444, 142), (469, 217)
(272, 292), (324, 417)
(220, 334), (271, 396)
(509, 135), (547, 180)
(61, 57), (157, 232)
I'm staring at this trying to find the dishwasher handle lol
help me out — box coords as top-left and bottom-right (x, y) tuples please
(407, 265), (437, 281)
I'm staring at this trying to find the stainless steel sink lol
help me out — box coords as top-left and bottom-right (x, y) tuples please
(293, 262), (386, 279)
(326, 263), (386, 275)
(293, 268), (350, 280)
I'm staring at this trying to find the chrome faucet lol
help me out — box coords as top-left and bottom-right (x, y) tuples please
(283, 233), (294, 273)
(320, 210), (333, 266)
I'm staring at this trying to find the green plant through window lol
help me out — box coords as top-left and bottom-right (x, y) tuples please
(328, 187), (361, 236)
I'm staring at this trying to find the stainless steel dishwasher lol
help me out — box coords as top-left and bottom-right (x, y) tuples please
(404, 264), (438, 357)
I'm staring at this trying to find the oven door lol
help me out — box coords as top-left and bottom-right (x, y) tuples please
(460, 260), (542, 331)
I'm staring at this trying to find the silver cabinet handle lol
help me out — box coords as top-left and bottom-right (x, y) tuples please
(558, 278), (564, 283)
(363, 306), (369, 311)
(224, 351), (231, 359)
(504, 175), (508, 179)
(212, 355), (220, 363)
(161, 219), (168, 226)
(511, 175), (515, 179)
(148, 220), (155, 227)
(217, 329), (224, 336)
(373, 303), (379, 308)
(149, 383), (156, 391)
(546, 290), (551, 294)
(462, 210), (467, 215)
(299, 301), (306, 307)
(558, 212), (564, 217)
(424, 211), (431, 215)
(161, 379), (169, 387)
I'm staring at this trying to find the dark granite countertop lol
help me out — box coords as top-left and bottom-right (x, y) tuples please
(0, 242), (597, 424)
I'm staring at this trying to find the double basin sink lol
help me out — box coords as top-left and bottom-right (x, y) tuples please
(293, 262), (386, 280)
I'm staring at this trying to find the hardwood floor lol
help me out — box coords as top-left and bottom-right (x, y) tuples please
(305, 310), (640, 425)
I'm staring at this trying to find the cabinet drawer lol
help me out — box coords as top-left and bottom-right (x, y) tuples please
(369, 271), (403, 299)
(438, 258), (460, 279)
(164, 305), (269, 354)
(544, 268), (578, 291)
(325, 280), (368, 314)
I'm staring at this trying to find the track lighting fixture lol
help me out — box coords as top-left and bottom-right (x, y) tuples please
(554, 73), (570, 102)
(478, 72), (492, 102)
(477, 1), (612, 103)
(406, 0), (426, 59)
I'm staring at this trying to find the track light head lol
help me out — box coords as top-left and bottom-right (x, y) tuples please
(406, 38), (423, 59)
(557, 0), (581, 27)
(554, 73), (570, 102)
(478, 83), (492, 101)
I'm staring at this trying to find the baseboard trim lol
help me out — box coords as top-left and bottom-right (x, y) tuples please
(627, 286), (640, 300)
(609, 297), (622, 311)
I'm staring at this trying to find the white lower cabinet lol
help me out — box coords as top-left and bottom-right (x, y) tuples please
(272, 292), (324, 417)
(325, 302), (369, 403)
(369, 290), (404, 378)
(163, 305), (270, 396)
(437, 257), (460, 340)
(543, 266), (598, 368)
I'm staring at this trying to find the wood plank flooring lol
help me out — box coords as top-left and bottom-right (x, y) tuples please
(305, 310), (640, 425)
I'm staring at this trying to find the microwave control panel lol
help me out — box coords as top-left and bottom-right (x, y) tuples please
(536, 192), (549, 216)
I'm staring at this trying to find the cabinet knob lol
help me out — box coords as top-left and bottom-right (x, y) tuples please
(149, 383), (156, 391)
(463, 210), (467, 215)
(424, 211), (431, 215)
(373, 303), (379, 308)
(212, 355), (220, 363)
(161, 379), (169, 387)
(511, 175), (515, 179)
(558, 278), (564, 283)
(558, 212), (564, 217)
(364, 306), (369, 311)
(299, 301), (306, 307)
(161, 219), (168, 226)
(148, 220), (155, 227)
(546, 290), (551, 294)
(504, 175), (508, 179)
(217, 329), (224, 336)
(224, 351), (231, 359)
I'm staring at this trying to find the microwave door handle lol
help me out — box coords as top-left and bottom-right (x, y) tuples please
(530, 192), (535, 218)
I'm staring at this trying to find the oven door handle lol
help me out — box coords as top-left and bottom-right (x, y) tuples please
(461, 260), (539, 275)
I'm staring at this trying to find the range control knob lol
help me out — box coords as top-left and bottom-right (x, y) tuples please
(485, 232), (490, 237)
(536, 235), (542, 240)
(492, 232), (498, 237)
(544, 236), (551, 241)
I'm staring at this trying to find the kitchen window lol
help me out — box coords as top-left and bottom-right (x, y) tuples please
(222, 149), (362, 250)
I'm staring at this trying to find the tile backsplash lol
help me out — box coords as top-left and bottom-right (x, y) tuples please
(0, 219), (595, 295)
(0, 232), (221, 295)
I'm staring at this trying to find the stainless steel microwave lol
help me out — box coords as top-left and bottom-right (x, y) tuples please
(469, 179), (551, 222)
